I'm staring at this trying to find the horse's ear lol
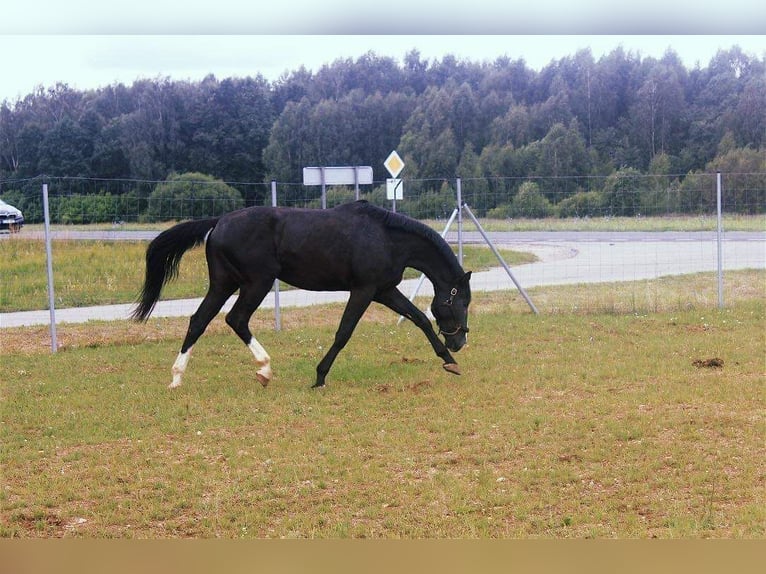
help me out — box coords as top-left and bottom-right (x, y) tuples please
(463, 271), (472, 283)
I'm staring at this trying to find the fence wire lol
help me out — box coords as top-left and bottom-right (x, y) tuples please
(0, 173), (764, 334)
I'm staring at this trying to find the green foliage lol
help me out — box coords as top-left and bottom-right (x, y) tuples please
(306, 187), (357, 209)
(602, 167), (644, 216)
(50, 192), (140, 224)
(144, 172), (244, 222)
(485, 203), (513, 219)
(485, 181), (555, 219)
(399, 183), (458, 219)
(706, 146), (766, 214)
(533, 121), (591, 198)
(556, 190), (604, 218)
(678, 171), (711, 214)
(509, 181), (554, 218)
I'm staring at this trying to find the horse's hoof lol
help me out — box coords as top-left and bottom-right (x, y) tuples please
(443, 363), (461, 375)
(256, 364), (272, 387)
(311, 381), (325, 389)
(256, 373), (270, 387)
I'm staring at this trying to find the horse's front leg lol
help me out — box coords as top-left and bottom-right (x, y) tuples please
(314, 288), (374, 388)
(375, 288), (460, 375)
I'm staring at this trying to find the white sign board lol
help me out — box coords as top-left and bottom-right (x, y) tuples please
(384, 151), (405, 178)
(303, 166), (373, 186)
(386, 178), (403, 200)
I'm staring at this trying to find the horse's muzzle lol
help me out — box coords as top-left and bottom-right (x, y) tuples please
(443, 331), (468, 352)
(440, 324), (468, 352)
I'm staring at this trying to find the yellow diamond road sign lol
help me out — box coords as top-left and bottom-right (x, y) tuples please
(384, 150), (405, 178)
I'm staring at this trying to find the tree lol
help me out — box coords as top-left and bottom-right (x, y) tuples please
(556, 190), (604, 218)
(534, 120), (591, 200)
(262, 97), (316, 184)
(457, 142), (490, 211)
(731, 73), (766, 148)
(37, 117), (92, 176)
(0, 102), (21, 173)
(479, 56), (533, 103)
(706, 146), (766, 214)
(602, 167), (644, 216)
(642, 152), (681, 215)
(400, 126), (459, 180)
(144, 172), (244, 222)
(629, 56), (685, 165)
(510, 181), (554, 218)
(683, 46), (755, 168)
(403, 49), (429, 95)
(398, 82), (481, 184)
(262, 89), (414, 190)
(184, 76), (274, 198)
(489, 104), (531, 148)
(590, 47), (643, 168)
(90, 118), (132, 178)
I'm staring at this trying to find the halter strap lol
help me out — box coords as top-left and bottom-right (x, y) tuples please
(438, 324), (468, 337)
(444, 287), (458, 306)
(439, 286), (469, 336)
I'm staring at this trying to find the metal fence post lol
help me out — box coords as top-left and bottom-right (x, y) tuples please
(271, 180), (281, 331)
(716, 171), (724, 309)
(456, 177), (463, 266)
(42, 183), (58, 352)
(320, 167), (327, 210)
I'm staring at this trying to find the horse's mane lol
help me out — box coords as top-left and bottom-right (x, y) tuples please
(352, 201), (461, 271)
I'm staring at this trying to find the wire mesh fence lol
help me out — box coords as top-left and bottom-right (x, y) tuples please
(0, 172), (764, 331)
(2, 171), (764, 222)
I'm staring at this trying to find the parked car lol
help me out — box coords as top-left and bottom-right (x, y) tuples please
(0, 198), (24, 232)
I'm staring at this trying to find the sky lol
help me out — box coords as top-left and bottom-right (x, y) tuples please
(0, 2), (763, 103)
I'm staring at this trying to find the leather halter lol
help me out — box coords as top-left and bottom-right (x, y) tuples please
(438, 287), (470, 336)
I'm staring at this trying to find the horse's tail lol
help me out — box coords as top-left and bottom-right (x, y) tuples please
(131, 218), (220, 321)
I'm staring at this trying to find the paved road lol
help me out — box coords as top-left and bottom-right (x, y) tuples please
(1, 231), (764, 328)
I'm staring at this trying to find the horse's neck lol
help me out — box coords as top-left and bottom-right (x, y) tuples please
(405, 237), (458, 289)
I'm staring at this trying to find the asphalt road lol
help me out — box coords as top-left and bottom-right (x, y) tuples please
(1, 231), (764, 328)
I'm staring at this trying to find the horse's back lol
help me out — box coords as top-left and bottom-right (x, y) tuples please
(274, 203), (395, 289)
(207, 202), (398, 291)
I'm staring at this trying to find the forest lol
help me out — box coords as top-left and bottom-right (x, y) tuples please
(0, 44), (764, 220)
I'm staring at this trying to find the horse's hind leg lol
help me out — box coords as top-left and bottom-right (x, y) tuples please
(171, 287), (235, 388)
(225, 280), (275, 387)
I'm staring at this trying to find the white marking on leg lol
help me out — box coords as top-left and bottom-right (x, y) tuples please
(170, 349), (192, 389)
(248, 337), (272, 387)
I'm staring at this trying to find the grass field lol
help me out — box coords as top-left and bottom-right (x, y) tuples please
(1, 274), (763, 538)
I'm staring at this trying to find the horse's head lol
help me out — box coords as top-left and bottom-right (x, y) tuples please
(432, 271), (472, 352)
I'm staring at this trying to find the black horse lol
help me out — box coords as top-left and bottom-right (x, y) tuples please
(132, 200), (472, 389)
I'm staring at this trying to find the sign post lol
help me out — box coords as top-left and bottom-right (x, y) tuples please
(384, 150), (405, 212)
(303, 166), (373, 208)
